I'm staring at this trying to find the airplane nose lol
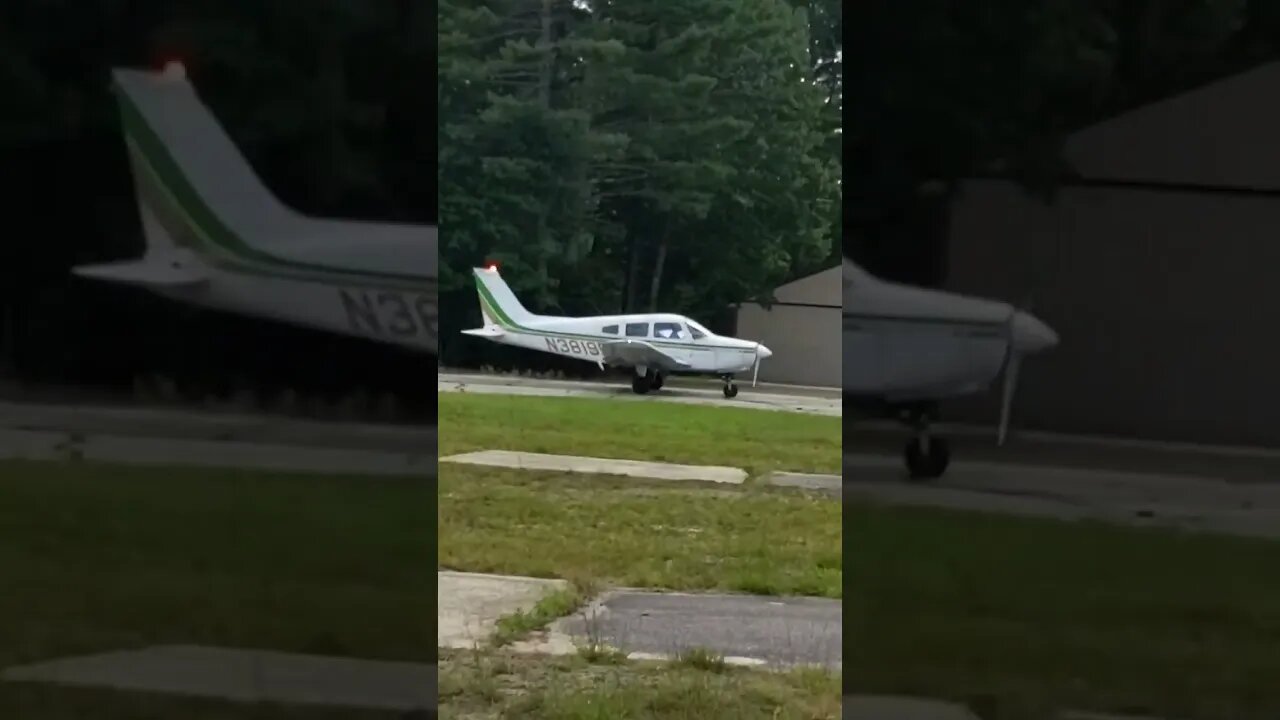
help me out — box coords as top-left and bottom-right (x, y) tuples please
(1010, 311), (1058, 354)
(756, 344), (772, 359)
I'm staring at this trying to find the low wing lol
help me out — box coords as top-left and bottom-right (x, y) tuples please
(600, 339), (691, 370)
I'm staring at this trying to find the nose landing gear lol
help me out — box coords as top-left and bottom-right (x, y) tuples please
(720, 374), (738, 398)
(900, 405), (950, 480)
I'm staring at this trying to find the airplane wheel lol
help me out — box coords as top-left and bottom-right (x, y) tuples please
(631, 374), (651, 395)
(723, 383), (739, 399)
(652, 373), (664, 391)
(904, 436), (950, 480)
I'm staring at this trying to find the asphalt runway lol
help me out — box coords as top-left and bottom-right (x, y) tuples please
(844, 451), (1280, 539)
(438, 371), (841, 417)
(0, 400), (435, 476)
(555, 590), (841, 668)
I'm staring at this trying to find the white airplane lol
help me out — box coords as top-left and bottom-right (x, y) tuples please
(462, 265), (773, 397)
(843, 257), (1059, 479)
(72, 61), (437, 354)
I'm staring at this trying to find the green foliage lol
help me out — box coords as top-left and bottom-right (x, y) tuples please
(439, 0), (841, 362)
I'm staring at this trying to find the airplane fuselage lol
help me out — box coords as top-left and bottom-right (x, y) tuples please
(843, 312), (1007, 404)
(150, 266), (437, 352)
(485, 315), (762, 375)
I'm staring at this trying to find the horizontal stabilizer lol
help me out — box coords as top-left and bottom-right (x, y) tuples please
(461, 327), (505, 338)
(72, 260), (208, 287)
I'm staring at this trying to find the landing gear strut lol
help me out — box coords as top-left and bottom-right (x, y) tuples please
(900, 406), (950, 480)
(721, 374), (738, 399)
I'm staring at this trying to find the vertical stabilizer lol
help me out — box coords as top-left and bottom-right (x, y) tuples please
(472, 266), (536, 329)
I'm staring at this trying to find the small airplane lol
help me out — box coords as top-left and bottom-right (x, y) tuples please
(843, 257), (1059, 479)
(462, 264), (773, 398)
(72, 61), (437, 354)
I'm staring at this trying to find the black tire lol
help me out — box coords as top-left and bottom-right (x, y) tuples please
(631, 374), (651, 394)
(652, 373), (664, 391)
(723, 383), (739, 398)
(904, 436), (950, 480)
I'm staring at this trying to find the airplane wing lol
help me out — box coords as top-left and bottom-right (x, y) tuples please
(600, 340), (691, 371)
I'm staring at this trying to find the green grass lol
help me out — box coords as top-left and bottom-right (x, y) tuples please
(439, 648), (840, 719)
(846, 500), (1280, 720)
(491, 587), (587, 648)
(438, 393), (840, 476)
(0, 459), (431, 718)
(438, 465), (841, 598)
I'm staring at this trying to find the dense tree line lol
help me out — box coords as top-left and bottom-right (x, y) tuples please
(847, 0), (1280, 286)
(0, 1), (434, 420)
(438, 0), (843, 371)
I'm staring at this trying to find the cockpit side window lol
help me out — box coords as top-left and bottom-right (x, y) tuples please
(624, 322), (649, 337)
(653, 322), (685, 339)
(603, 325), (618, 334)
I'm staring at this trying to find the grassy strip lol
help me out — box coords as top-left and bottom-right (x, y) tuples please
(438, 392), (840, 476)
(0, 459), (430, 716)
(490, 586), (587, 648)
(846, 499), (1280, 720)
(439, 465), (841, 598)
(438, 648), (840, 719)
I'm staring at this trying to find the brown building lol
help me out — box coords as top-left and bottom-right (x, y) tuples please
(944, 62), (1280, 446)
(735, 265), (840, 388)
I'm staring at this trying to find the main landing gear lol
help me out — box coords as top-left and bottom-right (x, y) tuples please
(900, 405), (950, 480)
(631, 369), (664, 394)
(720, 374), (738, 398)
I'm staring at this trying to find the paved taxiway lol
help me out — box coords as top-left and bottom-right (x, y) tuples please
(844, 448), (1280, 539)
(557, 590), (841, 668)
(439, 371), (841, 416)
(0, 400), (434, 476)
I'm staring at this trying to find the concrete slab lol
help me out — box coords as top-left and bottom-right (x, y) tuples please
(0, 428), (435, 477)
(769, 471), (841, 496)
(842, 696), (980, 720)
(438, 372), (841, 417)
(438, 570), (569, 649)
(441, 450), (747, 485)
(1, 645), (434, 712)
(555, 590), (841, 668)
(843, 453), (1280, 539)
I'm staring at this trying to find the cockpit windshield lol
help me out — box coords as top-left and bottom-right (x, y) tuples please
(685, 319), (711, 339)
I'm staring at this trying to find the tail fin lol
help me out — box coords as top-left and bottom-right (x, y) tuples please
(472, 266), (536, 329)
(108, 63), (435, 286)
(113, 64), (298, 251)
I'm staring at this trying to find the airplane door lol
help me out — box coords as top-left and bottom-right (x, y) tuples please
(676, 321), (713, 371)
(653, 321), (695, 369)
